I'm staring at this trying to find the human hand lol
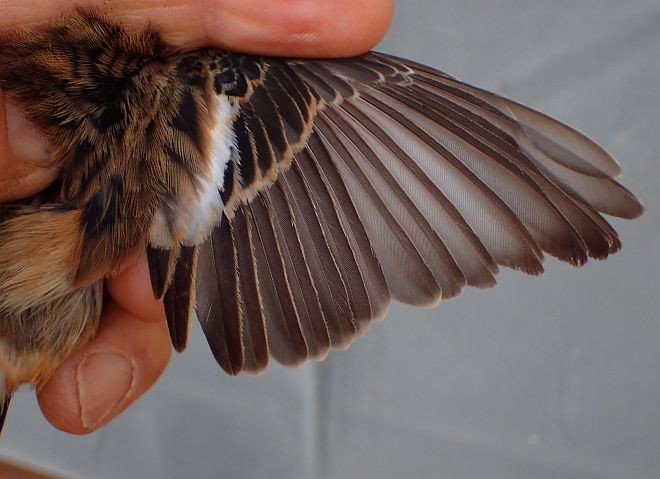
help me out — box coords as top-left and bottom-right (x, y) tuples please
(0, 0), (393, 434)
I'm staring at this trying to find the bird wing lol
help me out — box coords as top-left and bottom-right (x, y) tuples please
(151, 51), (643, 374)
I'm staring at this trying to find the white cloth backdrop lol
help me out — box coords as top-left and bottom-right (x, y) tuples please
(1, 1), (659, 478)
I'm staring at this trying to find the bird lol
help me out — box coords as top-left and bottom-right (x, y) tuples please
(0, 8), (644, 433)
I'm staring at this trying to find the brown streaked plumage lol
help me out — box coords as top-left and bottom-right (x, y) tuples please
(0, 9), (644, 431)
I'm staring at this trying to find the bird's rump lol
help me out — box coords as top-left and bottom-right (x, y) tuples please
(151, 51), (643, 375)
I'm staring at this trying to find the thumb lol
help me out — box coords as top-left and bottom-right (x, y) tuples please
(0, 93), (55, 202)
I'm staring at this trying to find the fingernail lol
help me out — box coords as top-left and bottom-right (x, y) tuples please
(76, 350), (136, 430)
(4, 100), (52, 164)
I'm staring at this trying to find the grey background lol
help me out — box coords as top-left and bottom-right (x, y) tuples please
(1, 1), (659, 478)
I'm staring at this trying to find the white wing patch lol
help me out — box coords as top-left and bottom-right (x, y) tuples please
(149, 96), (236, 247)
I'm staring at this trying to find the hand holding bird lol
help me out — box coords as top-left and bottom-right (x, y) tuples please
(0, 0), (394, 434)
(0, 0), (643, 441)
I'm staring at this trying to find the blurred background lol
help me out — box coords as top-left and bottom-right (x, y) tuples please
(1, 1), (659, 478)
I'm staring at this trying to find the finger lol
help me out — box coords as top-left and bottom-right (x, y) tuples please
(1, 0), (393, 55)
(107, 251), (166, 324)
(37, 300), (171, 434)
(194, 0), (394, 56)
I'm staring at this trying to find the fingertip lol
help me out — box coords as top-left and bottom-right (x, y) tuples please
(37, 303), (171, 434)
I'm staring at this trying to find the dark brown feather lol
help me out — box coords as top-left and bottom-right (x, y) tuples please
(196, 219), (244, 375)
(244, 197), (309, 366)
(266, 67), (308, 145)
(277, 162), (357, 347)
(265, 182), (331, 359)
(163, 245), (199, 352)
(147, 246), (177, 299)
(231, 207), (270, 373)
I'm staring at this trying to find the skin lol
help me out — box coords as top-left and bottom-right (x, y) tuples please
(0, 0), (393, 434)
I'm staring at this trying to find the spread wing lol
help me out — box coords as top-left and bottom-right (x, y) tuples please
(150, 51), (643, 374)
